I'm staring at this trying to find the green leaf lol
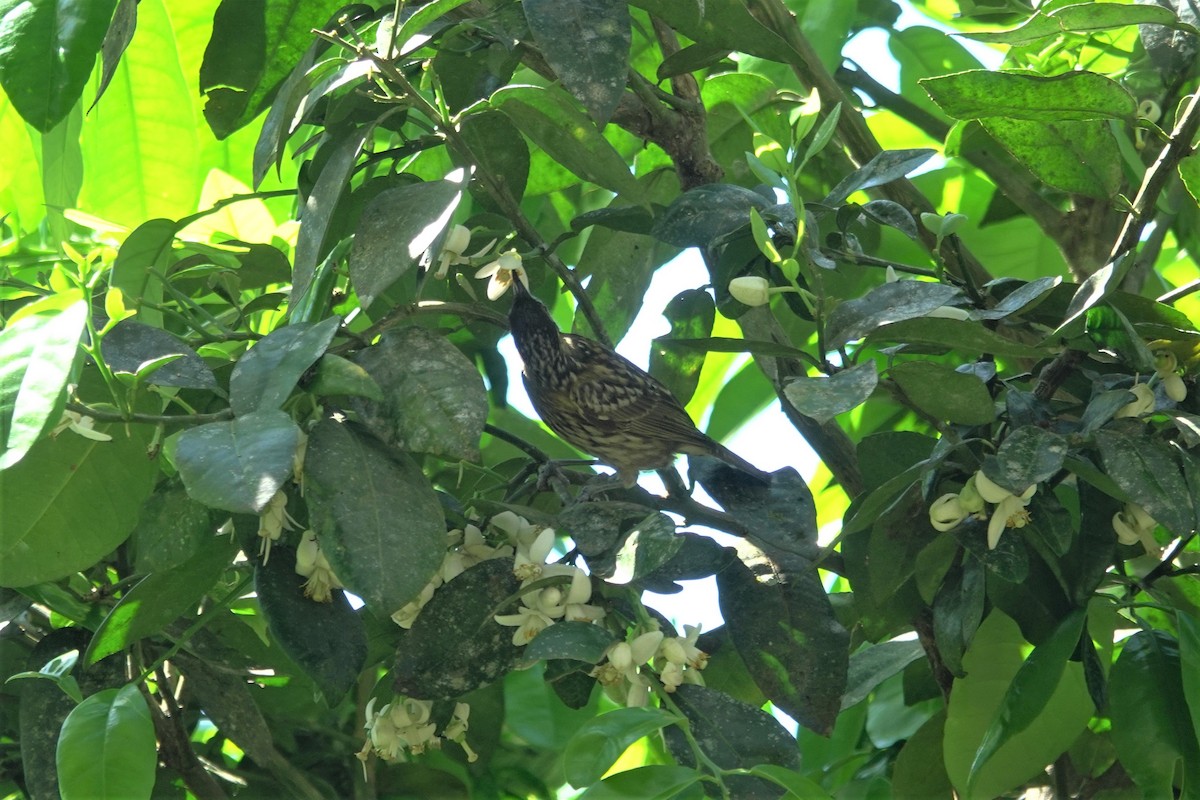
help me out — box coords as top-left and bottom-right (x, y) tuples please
(826, 281), (964, 347)
(748, 764), (831, 799)
(841, 639), (926, 710)
(457, 111), (529, 206)
(109, 218), (176, 329)
(662, 683), (800, 796)
(651, 183), (769, 248)
(1095, 429), (1194, 536)
(307, 353), (382, 401)
(1180, 154), (1200, 210)
(933, 558), (985, 677)
(304, 418), (446, 616)
(578, 765), (700, 800)
(200, 0), (347, 138)
(229, 318), (339, 415)
(348, 179), (462, 308)
(944, 611), (1093, 798)
(351, 326), (488, 460)
(524, 0), (630, 125)
(91, 0), (137, 111)
(0, 296), (87, 469)
(716, 554), (847, 735)
(890, 361), (996, 425)
(648, 290), (715, 406)
(254, 543), (367, 703)
(989, 117), (1123, 199)
(1085, 304), (1156, 373)
(56, 684), (156, 800)
(921, 70), (1136, 121)
(892, 710), (954, 799)
(520, 621), (616, 667)
(981, 425), (1069, 494)
(102, 320), (217, 390)
(492, 85), (647, 204)
(0, 0), (118, 132)
(393, 558), (523, 699)
(1109, 630), (1200, 798)
(627, 0), (797, 65)
(0, 425), (156, 587)
(130, 484), (218, 574)
(1179, 614), (1200, 747)
(564, 707), (678, 787)
(867, 316), (1052, 359)
(964, 3), (1181, 45)
(783, 362), (878, 425)
(84, 534), (235, 665)
(175, 409), (301, 515)
(610, 512), (681, 585)
(967, 609), (1087, 793)
(823, 148), (935, 206)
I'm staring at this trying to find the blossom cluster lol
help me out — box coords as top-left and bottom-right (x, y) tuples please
(356, 695), (476, 769)
(929, 470), (1036, 549)
(590, 625), (709, 707)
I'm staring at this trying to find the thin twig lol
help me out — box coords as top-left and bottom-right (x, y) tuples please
(66, 401), (234, 426)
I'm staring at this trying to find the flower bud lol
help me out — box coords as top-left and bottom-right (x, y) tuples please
(729, 276), (771, 306)
(1162, 373), (1187, 402)
(1115, 383), (1155, 418)
(957, 476), (985, 514)
(973, 470), (1011, 504)
(929, 493), (967, 531)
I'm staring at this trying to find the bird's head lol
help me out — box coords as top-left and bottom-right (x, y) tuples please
(508, 276), (563, 361)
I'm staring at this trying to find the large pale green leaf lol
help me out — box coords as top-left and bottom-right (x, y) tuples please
(944, 611), (1093, 799)
(0, 297), (87, 469)
(303, 418), (446, 615)
(0, 92), (44, 227)
(0, 0), (117, 132)
(982, 118), (1123, 199)
(491, 85), (647, 204)
(351, 326), (488, 460)
(229, 318), (339, 415)
(524, 0), (630, 125)
(964, 3), (1179, 45)
(77, 0), (202, 227)
(56, 684), (156, 800)
(921, 70), (1136, 121)
(348, 180), (462, 308)
(889, 26), (983, 121)
(1109, 630), (1200, 798)
(564, 708), (678, 787)
(0, 426), (156, 587)
(175, 409), (301, 514)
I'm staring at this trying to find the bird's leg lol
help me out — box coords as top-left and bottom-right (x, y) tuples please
(533, 458), (601, 504)
(573, 471), (629, 504)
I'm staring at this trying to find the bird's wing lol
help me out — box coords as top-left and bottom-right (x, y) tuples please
(560, 335), (712, 445)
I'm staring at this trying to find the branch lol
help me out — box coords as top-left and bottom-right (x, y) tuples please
(66, 402), (233, 426)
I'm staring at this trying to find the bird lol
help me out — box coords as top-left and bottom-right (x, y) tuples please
(507, 275), (765, 488)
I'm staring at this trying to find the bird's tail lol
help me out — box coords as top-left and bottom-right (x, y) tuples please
(686, 438), (770, 482)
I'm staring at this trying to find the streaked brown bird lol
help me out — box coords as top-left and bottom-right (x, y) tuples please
(508, 277), (764, 488)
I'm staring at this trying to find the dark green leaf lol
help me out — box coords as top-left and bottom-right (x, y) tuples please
(564, 707), (678, 787)
(110, 218), (177, 329)
(716, 553), (848, 735)
(967, 609), (1086, 793)
(0, 0), (118, 132)
(304, 418), (446, 615)
(102, 320), (216, 390)
(56, 684), (156, 800)
(663, 683), (799, 798)
(827, 281), (964, 347)
(0, 298), (87, 469)
(91, 0), (136, 111)
(255, 544), (367, 703)
(823, 148), (936, 206)
(841, 639), (926, 710)
(0, 425), (156, 587)
(1109, 630), (1200, 797)
(867, 316), (1051, 359)
(1179, 614), (1200, 747)
(1023, 491), (1074, 558)
(492, 85), (647, 203)
(348, 180), (462, 308)
(1095, 429), (1194, 536)
(981, 425), (1069, 494)
(652, 183), (769, 248)
(175, 409), (301, 515)
(230, 318), (339, 415)
(933, 558), (985, 677)
(458, 112), (529, 207)
(394, 558), (523, 699)
(974, 276), (1060, 320)
(351, 326), (488, 460)
(574, 220), (673, 342)
(783, 362), (878, 425)
(130, 484), (218, 574)
(308, 353), (383, 401)
(890, 361), (996, 425)
(610, 512), (681, 585)
(693, 463), (818, 560)
(1085, 305), (1157, 373)
(524, 0), (630, 124)
(84, 534), (235, 665)
(921, 70), (1136, 121)
(520, 621), (616, 667)
(649, 289), (716, 405)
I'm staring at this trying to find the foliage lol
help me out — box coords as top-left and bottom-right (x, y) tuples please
(2, 0), (1200, 798)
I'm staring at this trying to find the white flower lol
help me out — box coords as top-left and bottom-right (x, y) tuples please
(493, 604), (554, 645)
(1113, 502), (1160, 557)
(923, 305), (970, 320)
(257, 490), (298, 564)
(592, 631), (664, 706)
(974, 471), (1036, 550)
(294, 530), (343, 602)
(50, 410), (112, 441)
(475, 249), (528, 299)
(362, 697), (438, 762)
(433, 225), (473, 280)
(391, 576), (442, 629)
(1115, 383), (1156, 418)
(442, 702), (478, 762)
(929, 493), (967, 532)
(729, 276), (771, 306)
(513, 527), (556, 581)
(1162, 373), (1187, 402)
(885, 266), (898, 283)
